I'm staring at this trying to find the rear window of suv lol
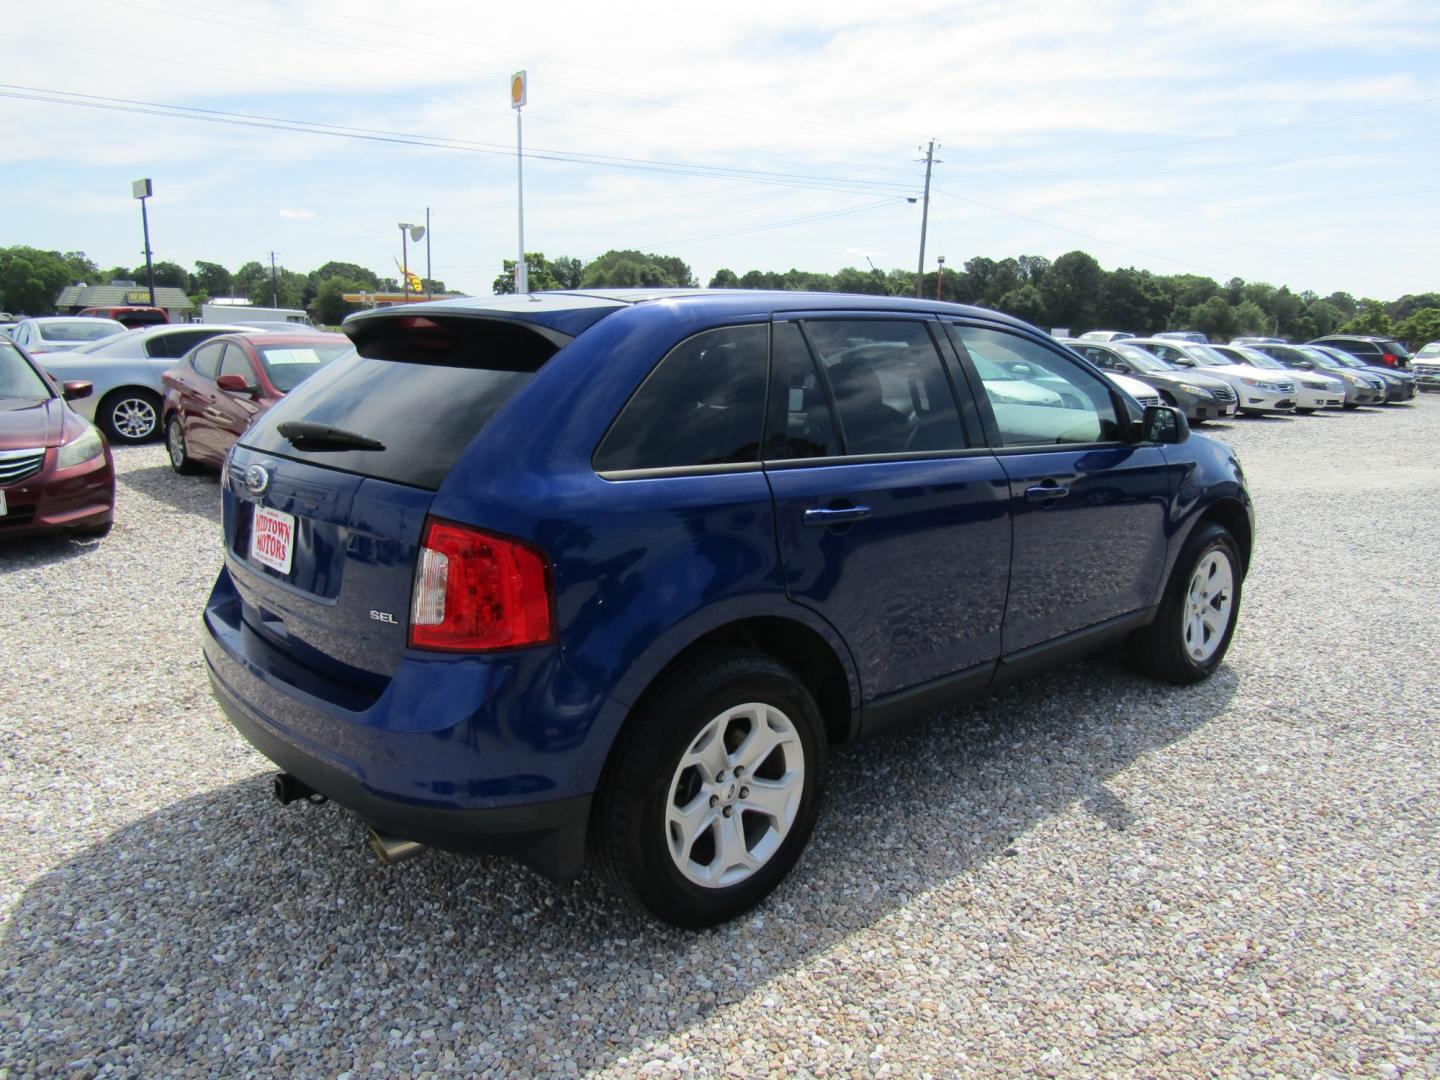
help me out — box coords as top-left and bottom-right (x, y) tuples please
(241, 316), (567, 490)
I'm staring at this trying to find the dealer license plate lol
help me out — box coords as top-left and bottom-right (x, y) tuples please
(250, 505), (295, 575)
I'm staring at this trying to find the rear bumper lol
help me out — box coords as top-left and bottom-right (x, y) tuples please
(203, 569), (617, 879)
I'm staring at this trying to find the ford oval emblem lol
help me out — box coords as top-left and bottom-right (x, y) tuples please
(244, 464), (271, 496)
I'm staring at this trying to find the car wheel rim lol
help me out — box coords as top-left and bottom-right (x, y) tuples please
(1184, 550), (1235, 663)
(167, 421), (185, 465)
(114, 399), (157, 439)
(664, 702), (805, 889)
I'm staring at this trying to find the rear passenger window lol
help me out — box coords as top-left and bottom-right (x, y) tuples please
(766, 321), (840, 459)
(802, 320), (967, 455)
(192, 343), (223, 379)
(594, 325), (768, 473)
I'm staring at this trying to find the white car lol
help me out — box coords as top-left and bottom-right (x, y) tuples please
(38, 323), (262, 443)
(1410, 342), (1440, 392)
(8, 317), (125, 356)
(1214, 346), (1345, 412)
(1127, 339), (1297, 416)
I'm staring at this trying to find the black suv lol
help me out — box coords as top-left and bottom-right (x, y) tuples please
(1308, 335), (1411, 370)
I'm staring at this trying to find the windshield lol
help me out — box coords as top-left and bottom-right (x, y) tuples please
(0, 342), (53, 399)
(256, 343), (352, 393)
(1184, 345), (1237, 367)
(36, 319), (125, 342)
(1416, 343), (1440, 359)
(1239, 350), (1285, 370)
(1115, 345), (1173, 371)
(1302, 347), (1353, 368)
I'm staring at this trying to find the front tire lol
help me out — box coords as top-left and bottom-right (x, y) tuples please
(99, 389), (161, 444)
(591, 651), (828, 928)
(1130, 523), (1242, 685)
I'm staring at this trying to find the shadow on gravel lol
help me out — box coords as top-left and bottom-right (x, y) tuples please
(0, 532), (108, 575)
(0, 659), (1236, 1075)
(119, 465), (221, 523)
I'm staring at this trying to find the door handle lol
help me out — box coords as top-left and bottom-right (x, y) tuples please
(803, 505), (871, 527)
(1025, 483), (1070, 503)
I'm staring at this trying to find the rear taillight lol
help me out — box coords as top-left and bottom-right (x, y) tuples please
(409, 518), (553, 652)
(1382, 353), (1398, 367)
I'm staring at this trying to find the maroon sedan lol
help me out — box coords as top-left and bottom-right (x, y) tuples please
(161, 332), (350, 474)
(0, 339), (115, 539)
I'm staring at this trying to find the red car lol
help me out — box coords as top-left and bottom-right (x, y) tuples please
(161, 332), (351, 474)
(0, 339), (115, 539)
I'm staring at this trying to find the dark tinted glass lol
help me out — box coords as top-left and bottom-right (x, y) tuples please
(243, 352), (537, 490)
(594, 325), (767, 472)
(768, 321), (840, 459)
(804, 320), (967, 454)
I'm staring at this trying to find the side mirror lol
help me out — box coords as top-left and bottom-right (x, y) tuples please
(216, 373), (257, 396)
(1141, 404), (1189, 444)
(1295, 359), (1314, 369)
(1172, 357), (1195, 367)
(62, 380), (93, 401)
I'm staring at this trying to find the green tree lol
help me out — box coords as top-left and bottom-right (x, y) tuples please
(1041, 250), (1103, 330)
(830, 267), (890, 295)
(131, 261), (190, 291)
(1337, 299), (1393, 337)
(1304, 299), (1344, 337)
(1233, 300), (1269, 336)
(995, 284), (1046, 325)
(233, 260), (305, 308)
(310, 261), (380, 290)
(1394, 307), (1440, 349)
(579, 250), (694, 289)
(1100, 267), (1170, 332)
(315, 276), (367, 325)
(709, 268), (740, 288)
(193, 260), (233, 298)
(99, 265), (132, 284)
(493, 252), (586, 294)
(1182, 296), (1239, 341)
(0, 246), (76, 315)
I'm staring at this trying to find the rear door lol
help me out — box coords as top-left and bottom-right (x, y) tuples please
(765, 316), (1011, 701)
(946, 322), (1177, 654)
(225, 316), (567, 683)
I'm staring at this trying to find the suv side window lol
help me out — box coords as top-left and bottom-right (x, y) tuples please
(594, 324), (768, 473)
(801, 319), (968, 455)
(766, 321), (841, 459)
(950, 324), (1121, 447)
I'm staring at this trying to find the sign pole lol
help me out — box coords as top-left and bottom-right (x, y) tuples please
(512, 71), (528, 294)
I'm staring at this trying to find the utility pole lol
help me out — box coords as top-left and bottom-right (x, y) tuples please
(936, 254), (945, 301)
(269, 251), (278, 308)
(915, 139), (938, 298)
(511, 71), (528, 293)
(425, 206), (433, 300)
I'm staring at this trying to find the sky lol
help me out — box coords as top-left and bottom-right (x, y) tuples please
(3, 0), (1439, 301)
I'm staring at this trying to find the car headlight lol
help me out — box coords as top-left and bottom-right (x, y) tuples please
(1240, 377), (1278, 390)
(1340, 372), (1363, 386)
(56, 423), (105, 469)
(1177, 383), (1213, 397)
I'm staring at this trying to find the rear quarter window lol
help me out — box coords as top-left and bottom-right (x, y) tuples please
(593, 324), (768, 474)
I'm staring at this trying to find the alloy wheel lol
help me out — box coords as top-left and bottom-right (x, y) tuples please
(1184, 550), (1235, 662)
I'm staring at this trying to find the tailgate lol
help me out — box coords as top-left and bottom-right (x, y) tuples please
(223, 446), (431, 683)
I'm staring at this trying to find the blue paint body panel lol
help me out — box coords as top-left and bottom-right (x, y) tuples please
(201, 290), (1253, 875)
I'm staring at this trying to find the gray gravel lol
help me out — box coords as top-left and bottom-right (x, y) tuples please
(2, 400), (1438, 1078)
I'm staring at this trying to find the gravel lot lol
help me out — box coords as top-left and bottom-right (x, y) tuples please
(2, 400), (1438, 1078)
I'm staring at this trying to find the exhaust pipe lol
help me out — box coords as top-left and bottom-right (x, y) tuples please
(368, 828), (427, 865)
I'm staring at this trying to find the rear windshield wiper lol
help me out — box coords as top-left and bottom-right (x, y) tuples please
(276, 421), (386, 452)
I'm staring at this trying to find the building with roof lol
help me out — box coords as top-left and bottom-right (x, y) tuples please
(54, 281), (195, 321)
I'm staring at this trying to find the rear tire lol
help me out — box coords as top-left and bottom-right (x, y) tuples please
(591, 651), (828, 928)
(99, 389), (161, 444)
(1130, 523), (1242, 685)
(166, 415), (201, 475)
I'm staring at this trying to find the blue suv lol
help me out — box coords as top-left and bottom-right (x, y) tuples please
(204, 290), (1252, 927)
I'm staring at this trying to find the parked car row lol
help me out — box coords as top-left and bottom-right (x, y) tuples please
(1061, 332), (1418, 424)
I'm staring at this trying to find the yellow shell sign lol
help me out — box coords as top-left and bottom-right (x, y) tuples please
(511, 71), (527, 109)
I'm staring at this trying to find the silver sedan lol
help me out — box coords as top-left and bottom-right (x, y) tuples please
(38, 324), (262, 443)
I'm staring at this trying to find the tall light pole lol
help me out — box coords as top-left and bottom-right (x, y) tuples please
(398, 222), (425, 302)
(915, 140), (939, 298)
(425, 206), (433, 300)
(511, 70), (528, 293)
(935, 254), (945, 301)
(131, 179), (156, 308)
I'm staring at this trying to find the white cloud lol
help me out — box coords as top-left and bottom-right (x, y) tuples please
(279, 208), (316, 221)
